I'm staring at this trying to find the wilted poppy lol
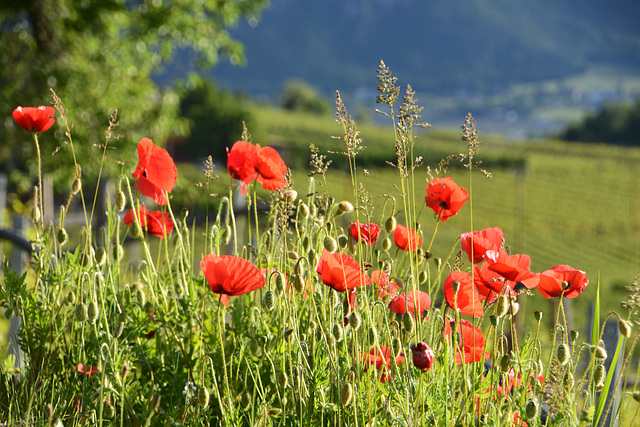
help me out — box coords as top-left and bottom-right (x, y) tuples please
(483, 250), (540, 289)
(124, 206), (174, 238)
(77, 363), (99, 376)
(361, 345), (405, 382)
(393, 224), (422, 251)
(443, 271), (484, 318)
(132, 138), (177, 205)
(444, 319), (489, 365)
(537, 264), (588, 299)
(411, 342), (435, 372)
(349, 222), (381, 245)
(388, 290), (432, 318)
(425, 177), (469, 222)
(461, 227), (504, 264)
(201, 254), (265, 303)
(316, 249), (372, 292)
(371, 270), (400, 299)
(12, 106), (55, 132)
(255, 145), (288, 191)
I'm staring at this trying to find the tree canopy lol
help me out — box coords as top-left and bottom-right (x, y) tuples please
(0, 0), (268, 202)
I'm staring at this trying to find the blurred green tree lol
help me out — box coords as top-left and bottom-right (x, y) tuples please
(0, 0), (268, 207)
(560, 99), (640, 145)
(279, 79), (331, 115)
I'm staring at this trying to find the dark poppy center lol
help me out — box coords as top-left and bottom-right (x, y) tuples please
(438, 200), (450, 209)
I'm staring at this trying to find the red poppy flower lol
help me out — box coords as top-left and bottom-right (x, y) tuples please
(201, 255), (266, 303)
(12, 106), (55, 132)
(443, 319), (489, 365)
(255, 145), (287, 191)
(361, 346), (405, 382)
(425, 177), (469, 222)
(461, 227), (504, 264)
(411, 342), (435, 372)
(537, 264), (588, 299)
(393, 224), (422, 251)
(77, 363), (99, 376)
(443, 271), (484, 317)
(472, 262), (516, 303)
(388, 290), (432, 318)
(227, 140), (259, 188)
(371, 270), (400, 299)
(132, 138), (177, 205)
(483, 250), (540, 289)
(316, 249), (372, 292)
(123, 206), (174, 238)
(348, 222), (381, 245)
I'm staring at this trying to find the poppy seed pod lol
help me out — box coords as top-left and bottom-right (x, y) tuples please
(385, 216), (397, 234)
(116, 190), (126, 212)
(56, 228), (68, 246)
(336, 201), (354, 215)
(340, 382), (353, 407)
(557, 343), (570, 366)
(402, 312), (415, 333)
(534, 311), (543, 322)
(618, 319), (632, 338)
(263, 290), (276, 311)
(570, 329), (579, 341)
(324, 236), (338, 253)
(198, 386), (210, 409)
(72, 178), (82, 195)
(75, 303), (88, 322)
(87, 302), (99, 324)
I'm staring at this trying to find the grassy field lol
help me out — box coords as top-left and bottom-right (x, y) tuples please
(252, 104), (640, 331)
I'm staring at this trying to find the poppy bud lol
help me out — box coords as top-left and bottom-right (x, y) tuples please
(283, 190), (297, 203)
(633, 390), (640, 403)
(534, 311), (543, 322)
(56, 228), (68, 246)
(67, 290), (76, 305)
(564, 371), (574, 391)
(130, 224), (141, 239)
(75, 303), (88, 322)
(594, 364), (606, 388)
(500, 354), (510, 372)
(594, 342), (607, 361)
(402, 313), (415, 333)
(287, 251), (299, 261)
(308, 248), (316, 265)
(340, 383), (353, 407)
(32, 206), (41, 223)
(115, 190), (126, 212)
(104, 403), (115, 418)
(113, 244), (124, 262)
(332, 323), (344, 342)
(489, 315), (499, 327)
(100, 342), (109, 361)
(418, 271), (428, 284)
(136, 290), (146, 307)
(221, 224), (232, 245)
(277, 371), (288, 389)
(618, 319), (632, 338)
(557, 343), (570, 366)
(151, 395), (161, 412)
(411, 342), (435, 372)
(324, 236), (338, 253)
(433, 257), (442, 269)
(338, 235), (348, 249)
(525, 400), (539, 420)
(274, 273), (285, 293)
(299, 202), (310, 218)
(570, 329), (579, 341)
(509, 299), (520, 316)
(348, 312), (361, 331)
(263, 290), (276, 311)
(95, 247), (107, 266)
(385, 216), (397, 233)
(198, 386), (210, 409)
(113, 321), (125, 339)
(382, 237), (392, 251)
(87, 301), (99, 324)
(496, 295), (509, 318)
(336, 201), (354, 215)
(291, 274), (304, 293)
(391, 337), (402, 356)
(368, 326), (378, 343)
(143, 301), (153, 315)
(45, 402), (53, 418)
(72, 177), (82, 195)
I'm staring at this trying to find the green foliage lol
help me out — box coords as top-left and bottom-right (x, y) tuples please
(279, 79), (331, 116)
(0, 0), (268, 203)
(560, 99), (640, 145)
(178, 76), (259, 162)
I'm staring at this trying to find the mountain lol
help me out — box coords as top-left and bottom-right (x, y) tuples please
(208, 0), (640, 100)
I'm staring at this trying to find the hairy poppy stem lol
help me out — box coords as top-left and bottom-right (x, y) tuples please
(33, 133), (44, 223)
